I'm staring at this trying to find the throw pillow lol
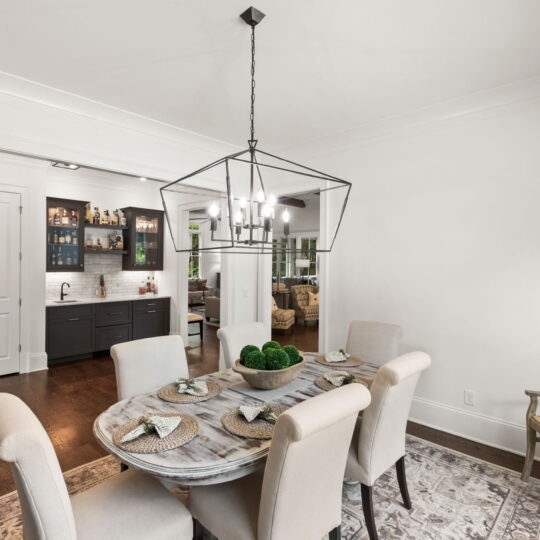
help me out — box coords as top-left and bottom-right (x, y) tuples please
(308, 291), (319, 306)
(188, 279), (199, 292)
(197, 279), (207, 291)
(271, 297), (279, 312)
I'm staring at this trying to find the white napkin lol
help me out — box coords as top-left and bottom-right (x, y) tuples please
(120, 415), (182, 443)
(325, 350), (351, 363)
(324, 371), (355, 387)
(239, 404), (278, 424)
(176, 378), (209, 396)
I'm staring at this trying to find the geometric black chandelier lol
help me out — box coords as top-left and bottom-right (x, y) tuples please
(161, 6), (351, 254)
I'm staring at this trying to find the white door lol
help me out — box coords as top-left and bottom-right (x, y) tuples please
(0, 191), (21, 375)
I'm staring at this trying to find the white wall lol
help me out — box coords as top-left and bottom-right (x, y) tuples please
(292, 88), (540, 458)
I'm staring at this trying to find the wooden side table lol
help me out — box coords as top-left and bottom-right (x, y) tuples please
(188, 313), (204, 340)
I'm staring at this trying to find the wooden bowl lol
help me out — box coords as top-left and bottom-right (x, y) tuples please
(233, 357), (306, 390)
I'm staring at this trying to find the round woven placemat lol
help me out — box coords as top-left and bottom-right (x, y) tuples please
(157, 381), (221, 403)
(113, 413), (198, 454)
(315, 375), (372, 392)
(315, 355), (364, 367)
(221, 405), (288, 440)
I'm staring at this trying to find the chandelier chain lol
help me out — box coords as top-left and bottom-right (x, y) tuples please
(250, 25), (256, 144)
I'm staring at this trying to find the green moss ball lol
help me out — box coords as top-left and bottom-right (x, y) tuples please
(240, 345), (260, 363)
(265, 348), (290, 370)
(262, 340), (281, 352)
(282, 345), (301, 365)
(243, 350), (267, 370)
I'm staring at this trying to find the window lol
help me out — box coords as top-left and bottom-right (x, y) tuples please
(272, 237), (291, 278)
(189, 224), (201, 278)
(300, 237), (317, 276)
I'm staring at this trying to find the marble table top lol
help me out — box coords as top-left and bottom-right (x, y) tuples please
(93, 353), (379, 485)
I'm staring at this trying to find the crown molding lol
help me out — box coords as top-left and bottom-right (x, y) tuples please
(281, 75), (540, 159)
(0, 71), (240, 154)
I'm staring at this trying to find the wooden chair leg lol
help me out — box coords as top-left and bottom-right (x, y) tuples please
(361, 484), (379, 540)
(396, 456), (412, 509)
(329, 524), (341, 540)
(199, 320), (203, 340)
(522, 426), (537, 481)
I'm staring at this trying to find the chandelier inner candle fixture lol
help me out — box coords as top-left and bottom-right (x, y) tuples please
(161, 6), (351, 254)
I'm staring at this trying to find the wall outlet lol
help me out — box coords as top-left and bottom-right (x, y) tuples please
(464, 389), (476, 406)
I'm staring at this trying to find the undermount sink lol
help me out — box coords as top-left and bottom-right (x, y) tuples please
(53, 300), (78, 304)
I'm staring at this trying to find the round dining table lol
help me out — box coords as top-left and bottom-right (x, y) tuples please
(93, 353), (378, 486)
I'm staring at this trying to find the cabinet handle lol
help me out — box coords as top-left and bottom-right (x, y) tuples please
(146, 303), (156, 306)
(68, 317), (80, 321)
(147, 310), (157, 313)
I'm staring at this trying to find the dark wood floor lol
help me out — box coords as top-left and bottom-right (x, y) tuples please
(0, 321), (535, 497)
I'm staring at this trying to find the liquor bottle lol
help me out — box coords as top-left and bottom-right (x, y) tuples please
(102, 210), (110, 225)
(51, 252), (57, 265)
(111, 209), (119, 226)
(146, 275), (151, 292)
(53, 231), (59, 244)
(119, 209), (127, 227)
(57, 247), (63, 265)
(85, 203), (92, 224)
(61, 209), (70, 225)
(66, 255), (73, 265)
(93, 207), (100, 225)
(72, 231), (78, 245)
(150, 276), (156, 294)
(47, 232), (51, 244)
(65, 231), (71, 244)
(59, 232), (65, 244)
(53, 210), (61, 225)
(71, 210), (78, 227)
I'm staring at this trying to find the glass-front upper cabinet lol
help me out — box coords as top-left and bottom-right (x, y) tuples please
(46, 197), (87, 272)
(122, 207), (164, 271)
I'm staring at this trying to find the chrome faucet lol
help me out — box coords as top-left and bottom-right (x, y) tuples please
(60, 282), (70, 301)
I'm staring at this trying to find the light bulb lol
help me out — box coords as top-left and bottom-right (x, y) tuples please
(257, 189), (265, 203)
(268, 194), (277, 206)
(139, 177), (147, 182)
(234, 211), (243, 224)
(208, 203), (220, 218)
(262, 204), (272, 218)
(282, 209), (290, 223)
(239, 197), (247, 209)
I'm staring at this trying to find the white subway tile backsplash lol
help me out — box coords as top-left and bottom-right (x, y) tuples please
(46, 254), (155, 301)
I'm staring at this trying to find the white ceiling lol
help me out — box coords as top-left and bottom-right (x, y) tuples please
(1, 0), (540, 149)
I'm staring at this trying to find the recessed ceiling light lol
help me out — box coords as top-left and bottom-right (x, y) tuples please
(52, 162), (79, 170)
(140, 177), (147, 182)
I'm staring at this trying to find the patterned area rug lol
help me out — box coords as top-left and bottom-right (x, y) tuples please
(1, 435), (539, 539)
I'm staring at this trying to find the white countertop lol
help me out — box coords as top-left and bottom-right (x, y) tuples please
(46, 294), (170, 307)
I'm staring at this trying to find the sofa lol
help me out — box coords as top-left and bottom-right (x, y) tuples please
(290, 284), (319, 325)
(188, 278), (214, 306)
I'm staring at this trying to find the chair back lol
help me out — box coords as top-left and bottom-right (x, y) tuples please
(290, 284), (318, 309)
(111, 335), (189, 400)
(346, 320), (402, 366)
(355, 351), (431, 485)
(216, 322), (268, 370)
(0, 393), (77, 540)
(258, 384), (371, 540)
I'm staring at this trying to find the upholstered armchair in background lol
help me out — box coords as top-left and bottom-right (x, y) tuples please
(522, 389), (540, 481)
(290, 284), (319, 325)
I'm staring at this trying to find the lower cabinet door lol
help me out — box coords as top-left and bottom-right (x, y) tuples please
(95, 324), (132, 351)
(132, 310), (169, 340)
(47, 316), (95, 360)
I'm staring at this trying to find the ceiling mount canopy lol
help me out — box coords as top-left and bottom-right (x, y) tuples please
(161, 7), (351, 255)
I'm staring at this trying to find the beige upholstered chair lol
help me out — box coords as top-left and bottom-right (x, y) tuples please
(217, 322), (268, 370)
(111, 335), (189, 401)
(205, 295), (220, 322)
(271, 297), (295, 333)
(290, 284), (319, 325)
(0, 393), (192, 540)
(346, 320), (402, 366)
(522, 389), (540, 481)
(189, 383), (372, 540)
(345, 351), (431, 540)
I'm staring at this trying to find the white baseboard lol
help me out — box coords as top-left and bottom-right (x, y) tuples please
(410, 395), (539, 460)
(20, 352), (48, 373)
